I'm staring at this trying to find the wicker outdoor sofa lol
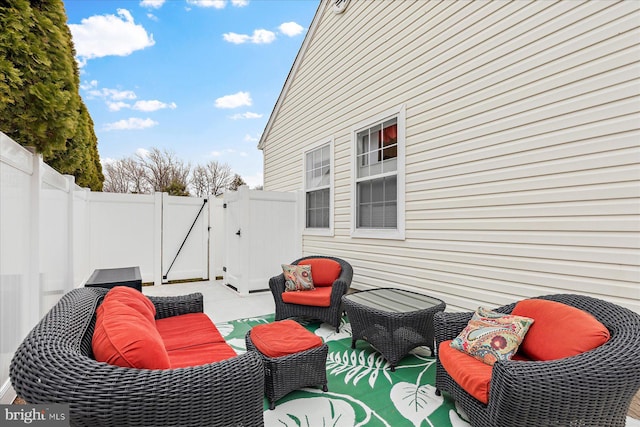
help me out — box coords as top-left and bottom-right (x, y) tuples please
(10, 287), (265, 427)
(434, 293), (640, 427)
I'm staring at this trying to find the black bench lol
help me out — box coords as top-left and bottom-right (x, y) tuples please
(85, 266), (142, 292)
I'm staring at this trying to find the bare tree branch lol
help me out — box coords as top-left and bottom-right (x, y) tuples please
(190, 160), (232, 197)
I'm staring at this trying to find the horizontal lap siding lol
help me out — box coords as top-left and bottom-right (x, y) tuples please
(263, 0), (640, 313)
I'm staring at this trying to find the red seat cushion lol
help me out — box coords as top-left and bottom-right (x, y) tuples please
(104, 286), (156, 323)
(281, 286), (332, 307)
(439, 340), (493, 404)
(93, 300), (170, 370)
(298, 258), (342, 287)
(250, 320), (323, 358)
(511, 299), (610, 360)
(168, 342), (237, 368)
(156, 313), (225, 351)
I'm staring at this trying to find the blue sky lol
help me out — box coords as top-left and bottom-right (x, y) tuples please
(64, 0), (319, 188)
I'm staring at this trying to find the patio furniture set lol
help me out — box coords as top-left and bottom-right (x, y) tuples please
(9, 255), (640, 427)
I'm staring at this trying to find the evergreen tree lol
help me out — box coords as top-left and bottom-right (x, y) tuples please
(0, 0), (103, 190)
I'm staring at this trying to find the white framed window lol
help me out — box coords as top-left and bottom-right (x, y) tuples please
(351, 105), (405, 240)
(304, 139), (333, 235)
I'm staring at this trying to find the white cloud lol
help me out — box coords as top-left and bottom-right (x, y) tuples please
(147, 13), (159, 21)
(107, 101), (131, 111)
(140, 0), (165, 8)
(69, 9), (155, 66)
(223, 33), (250, 44)
(223, 29), (276, 44)
(187, 0), (226, 8)
(80, 81), (176, 113)
(107, 89), (137, 101)
(84, 86), (137, 101)
(230, 112), (263, 120)
(211, 151), (222, 157)
(215, 91), (252, 109)
(244, 134), (259, 142)
(104, 117), (158, 131)
(279, 22), (304, 37)
(133, 100), (177, 111)
(80, 80), (98, 91)
(231, 0), (248, 6)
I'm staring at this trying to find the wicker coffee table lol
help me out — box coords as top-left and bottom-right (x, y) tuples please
(342, 288), (445, 370)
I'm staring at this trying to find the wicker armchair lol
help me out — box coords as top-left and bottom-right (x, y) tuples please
(434, 294), (640, 427)
(10, 287), (265, 427)
(269, 256), (353, 332)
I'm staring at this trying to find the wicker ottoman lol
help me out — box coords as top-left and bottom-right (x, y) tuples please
(245, 319), (328, 410)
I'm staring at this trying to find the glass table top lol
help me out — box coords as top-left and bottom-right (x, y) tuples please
(343, 288), (443, 313)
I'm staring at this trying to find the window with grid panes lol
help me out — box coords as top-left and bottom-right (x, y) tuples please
(356, 118), (398, 229)
(305, 144), (331, 229)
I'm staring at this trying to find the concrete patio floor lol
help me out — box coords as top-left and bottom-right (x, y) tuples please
(142, 279), (275, 323)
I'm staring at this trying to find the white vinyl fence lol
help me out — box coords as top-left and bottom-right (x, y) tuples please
(0, 134), (209, 402)
(0, 132), (304, 403)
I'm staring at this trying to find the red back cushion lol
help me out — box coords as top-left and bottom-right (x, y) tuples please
(511, 299), (610, 361)
(250, 319), (323, 358)
(104, 286), (156, 323)
(298, 258), (342, 287)
(93, 300), (170, 370)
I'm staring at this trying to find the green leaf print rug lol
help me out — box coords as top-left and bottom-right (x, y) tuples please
(217, 314), (472, 427)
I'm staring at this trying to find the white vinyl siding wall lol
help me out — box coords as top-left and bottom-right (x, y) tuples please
(261, 0), (640, 313)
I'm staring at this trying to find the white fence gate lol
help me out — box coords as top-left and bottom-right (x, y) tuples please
(221, 186), (301, 295)
(162, 195), (209, 282)
(88, 192), (210, 285)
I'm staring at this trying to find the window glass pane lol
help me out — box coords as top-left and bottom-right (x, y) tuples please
(371, 202), (384, 228)
(321, 165), (330, 186)
(384, 202), (397, 228)
(311, 168), (321, 188)
(385, 176), (397, 202)
(306, 152), (313, 171)
(382, 120), (397, 145)
(358, 180), (371, 203)
(322, 146), (330, 165)
(357, 131), (368, 155)
(371, 178), (384, 203)
(358, 202), (371, 228)
(322, 208), (330, 228)
(305, 170), (312, 189)
(369, 159), (382, 176)
(306, 188), (329, 228)
(313, 149), (321, 169)
(357, 155), (368, 179)
(383, 157), (397, 174)
(370, 124), (381, 148)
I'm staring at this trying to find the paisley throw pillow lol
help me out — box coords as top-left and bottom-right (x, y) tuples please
(282, 264), (315, 292)
(450, 307), (534, 366)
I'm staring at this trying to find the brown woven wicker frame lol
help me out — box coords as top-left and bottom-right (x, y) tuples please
(269, 256), (354, 333)
(342, 288), (445, 370)
(245, 330), (328, 410)
(10, 287), (265, 427)
(434, 293), (640, 427)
